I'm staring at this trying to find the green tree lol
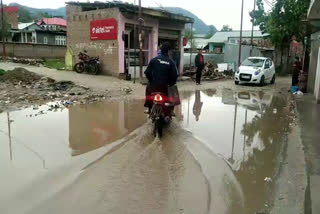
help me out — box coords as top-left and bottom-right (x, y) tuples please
(221, 25), (233, 32)
(250, 0), (310, 45)
(205, 25), (217, 39)
(184, 28), (197, 49)
(249, 0), (267, 32)
(38, 12), (51, 18)
(0, 15), (11, 40)
(18, 7), (33, 23)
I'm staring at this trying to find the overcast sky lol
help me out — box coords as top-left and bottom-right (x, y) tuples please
(5, 0), (272, 30)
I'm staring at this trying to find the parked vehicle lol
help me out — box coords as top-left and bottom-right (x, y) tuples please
(234, 57), (276, 86)
(149, 92), (174, 138)
(74, 51), (100, 75)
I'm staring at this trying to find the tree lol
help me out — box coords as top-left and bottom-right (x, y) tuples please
(249, 0), (267, 32)
(205, 25), (217, 39)
(250, 0), (310, 46)
(0, 14), (11, 40)
(38, 12), (51, 18)
(18, 7), (33, 23)
(184, 27), (197, 49)
(221, 25), (233, 32)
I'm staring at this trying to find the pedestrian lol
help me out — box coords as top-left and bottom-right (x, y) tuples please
(195, 49), (205, 85)
(292, 57), (302, 87)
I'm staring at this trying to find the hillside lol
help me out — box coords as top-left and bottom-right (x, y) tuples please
(159, 7), (217, 35)
(9, 3), (66, 20)
(10, 3), (215, 35)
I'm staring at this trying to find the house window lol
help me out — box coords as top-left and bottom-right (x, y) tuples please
(55, 36), (66, 46)
(230, 39), (235, 44)
(44, 37), (48, 44)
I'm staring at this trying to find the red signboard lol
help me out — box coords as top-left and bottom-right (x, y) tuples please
(90, 18), (117, 40)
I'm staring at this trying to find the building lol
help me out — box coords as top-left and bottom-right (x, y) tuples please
(207, 30), (269, 54)
(65, 1), (194, 76)
(11, 18), (67, 45)
(37, 17), (67, 32)
(184, 34), (210, 51)
(0, 6), (19, 29)
(307, 0), (320, 102)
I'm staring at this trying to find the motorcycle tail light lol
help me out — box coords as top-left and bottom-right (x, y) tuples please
(154, 94), (163, 102)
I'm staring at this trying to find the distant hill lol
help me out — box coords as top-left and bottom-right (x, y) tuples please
(158, 7), (217, 35)
(10, 3), (215, 35)
(9, 3), (66, 19)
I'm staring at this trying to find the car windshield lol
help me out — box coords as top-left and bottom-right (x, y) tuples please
(242, 58), (265, 67)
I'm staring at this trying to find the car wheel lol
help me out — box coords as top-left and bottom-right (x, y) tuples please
(271, 75), (275, 84)
(259, 75), (265, 86)
(235, 81), (239, 85)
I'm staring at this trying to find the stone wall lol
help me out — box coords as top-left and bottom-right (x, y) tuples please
(0, 42), (66, 58)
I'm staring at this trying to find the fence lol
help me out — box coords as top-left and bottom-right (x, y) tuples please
(224, 44), (273, 68)
(183, 53), (225, 66)
(0, 42), (66, 59)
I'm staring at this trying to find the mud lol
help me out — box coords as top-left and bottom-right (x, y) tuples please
(0, 85), (297, 214)
(0, 67), (131, 112)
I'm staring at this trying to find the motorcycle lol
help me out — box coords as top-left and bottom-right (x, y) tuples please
(74, 51), (100, 75)
(149, 92), (174, 138)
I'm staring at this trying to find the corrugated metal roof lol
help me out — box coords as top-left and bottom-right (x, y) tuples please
(208, 31), (268, 43)
(38, 18), (67, 27)
(18, 22), (35, 30)
(66, 1), (194, 23)
(185, 38), (210, 49)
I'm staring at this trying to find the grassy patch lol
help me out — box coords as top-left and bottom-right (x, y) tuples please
(43, 59), (65, 70)
(0, 69), (6, 76)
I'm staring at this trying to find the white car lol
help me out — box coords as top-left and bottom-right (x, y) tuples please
(234, 57), (276, 86)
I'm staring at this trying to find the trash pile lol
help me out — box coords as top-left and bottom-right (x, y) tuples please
(182, 60), (233, 81)
(0, 67), (114, 112)
(0, 56), (44, 66)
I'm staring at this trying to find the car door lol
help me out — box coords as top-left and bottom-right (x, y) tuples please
(269, 60), (275, 77)
(263, 59), (271, 80)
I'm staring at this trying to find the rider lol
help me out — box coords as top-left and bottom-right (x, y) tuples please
(144, 42), (178, 113)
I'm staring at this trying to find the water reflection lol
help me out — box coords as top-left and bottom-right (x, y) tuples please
(69, 100), (146, 156)
(180, 89), (294, 213)
(0, 100), (147, 170)
(193, 90), (203, 122)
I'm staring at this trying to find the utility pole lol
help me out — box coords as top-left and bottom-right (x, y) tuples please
(250, 0), (256, 56)
(189, 23), (193, 79)
(138, 0), (143, 83)
(238, 0), (244, 66)
(1, 0), (6, 59)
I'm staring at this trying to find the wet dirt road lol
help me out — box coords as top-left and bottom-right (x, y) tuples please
(0, 87), (296, 214)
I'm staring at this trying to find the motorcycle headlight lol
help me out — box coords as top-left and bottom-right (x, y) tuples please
(254, 69), (261, 75)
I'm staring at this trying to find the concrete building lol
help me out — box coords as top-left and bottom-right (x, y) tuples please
(207, 31), (269, 54)
(65, 2), (194, 77)
(307, 0), (320, 102)
(0, 6), (18, 30)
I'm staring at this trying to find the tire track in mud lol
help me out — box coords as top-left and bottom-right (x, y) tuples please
(26, 122), (209, 214)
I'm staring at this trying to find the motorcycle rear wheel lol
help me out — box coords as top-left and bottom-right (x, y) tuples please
(75, 63), (84, 73)
(154, 118), (163, 138)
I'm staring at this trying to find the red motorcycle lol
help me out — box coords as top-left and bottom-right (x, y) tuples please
(74, 51), (100, 75)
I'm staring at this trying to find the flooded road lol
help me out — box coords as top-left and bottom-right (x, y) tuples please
(0, 88), (295, 214)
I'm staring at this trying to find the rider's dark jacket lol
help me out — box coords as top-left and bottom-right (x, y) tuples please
(144, 53), (178, 93)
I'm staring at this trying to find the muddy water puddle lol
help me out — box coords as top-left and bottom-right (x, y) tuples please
(0, 89), (294, 214)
